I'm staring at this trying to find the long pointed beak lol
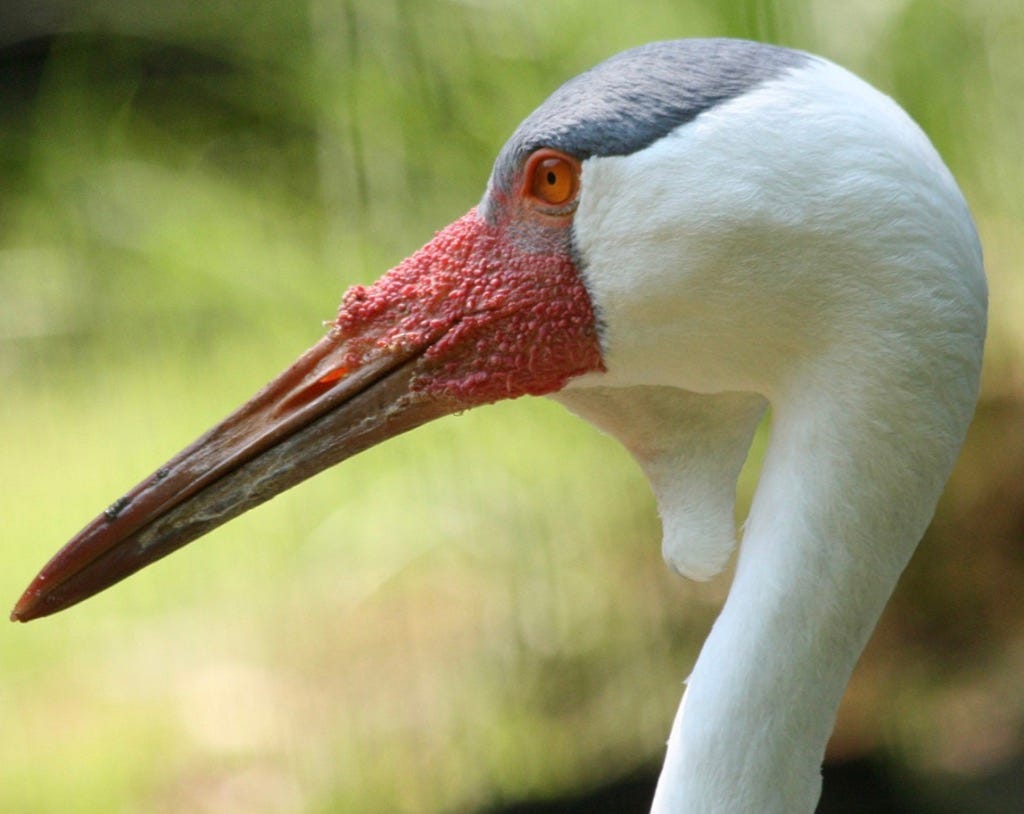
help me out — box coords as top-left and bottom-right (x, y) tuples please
(12, 208), (602, 622)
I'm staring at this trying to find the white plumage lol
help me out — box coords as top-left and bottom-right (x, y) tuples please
(560, 55), (985, 811)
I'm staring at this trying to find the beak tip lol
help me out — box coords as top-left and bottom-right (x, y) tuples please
(10, 585), (48, 623)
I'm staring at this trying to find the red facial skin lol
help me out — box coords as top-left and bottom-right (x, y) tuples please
(12, 150), (604, 622)
(335, 206), (603, 405)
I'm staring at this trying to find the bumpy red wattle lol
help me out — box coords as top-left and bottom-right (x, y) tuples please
(332, 207), (604, 406)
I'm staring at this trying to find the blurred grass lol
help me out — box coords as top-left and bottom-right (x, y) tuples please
(2, 1), (1023, 812)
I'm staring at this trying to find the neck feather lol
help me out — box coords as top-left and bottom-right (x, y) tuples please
(652, 364), (977, 812)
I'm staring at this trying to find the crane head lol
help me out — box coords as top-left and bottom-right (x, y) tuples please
(12, 39), (985, 622)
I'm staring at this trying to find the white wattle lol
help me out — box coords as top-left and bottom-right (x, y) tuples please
(555, 386), (765, 580)
(559, 55), (986, 813)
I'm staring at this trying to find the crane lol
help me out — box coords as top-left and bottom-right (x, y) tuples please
(11, 39), (986, 813)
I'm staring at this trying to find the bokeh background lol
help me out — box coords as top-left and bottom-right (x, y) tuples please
(2, 1), (1022, 812)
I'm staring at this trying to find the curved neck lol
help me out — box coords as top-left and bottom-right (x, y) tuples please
(652, 379), (966, 813)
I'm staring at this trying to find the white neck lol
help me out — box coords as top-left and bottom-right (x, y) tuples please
(647, 358), (979, 812)
(560, 331), (982, 813)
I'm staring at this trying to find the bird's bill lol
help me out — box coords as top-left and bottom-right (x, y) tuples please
(11, 207), (603, 622)
(9, 326), (458, 623)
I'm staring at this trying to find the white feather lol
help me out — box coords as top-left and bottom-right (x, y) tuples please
(556, 55), (986, 812)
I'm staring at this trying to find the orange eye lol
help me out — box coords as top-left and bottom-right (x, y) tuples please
(526, 150), (579, 207)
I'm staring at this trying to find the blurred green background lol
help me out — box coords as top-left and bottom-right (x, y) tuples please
(2, 1), (1022, 812)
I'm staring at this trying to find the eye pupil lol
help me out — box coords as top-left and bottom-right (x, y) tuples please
(546, 171), (557, 185)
